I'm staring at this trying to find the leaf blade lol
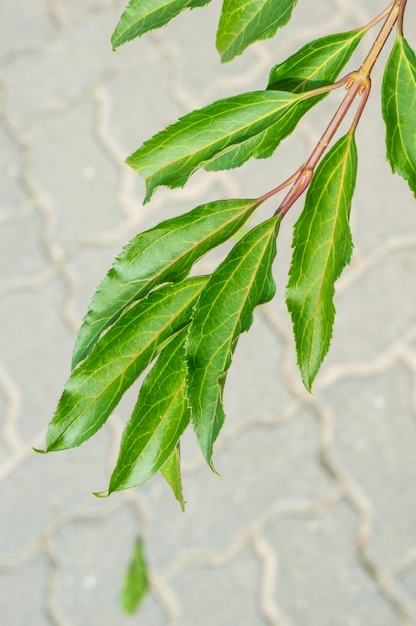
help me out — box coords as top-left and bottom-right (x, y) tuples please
(382, 36), (416, 197)
(108, 331), (190, 496)
(216, 0), (298, 62)
(45, 277), (207, 452)
(127, 90), (301, 201)
(286, 133), (357, 390)
(268, 28), (365, 92)
(112, 0), (211, 49)
(72, 198), (260, 368)
(186, 216), (280, 465)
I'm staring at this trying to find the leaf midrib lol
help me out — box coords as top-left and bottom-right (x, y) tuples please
(300, 138), (352, 376)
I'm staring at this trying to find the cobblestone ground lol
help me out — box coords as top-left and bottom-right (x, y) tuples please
(1, 1), (416, 624)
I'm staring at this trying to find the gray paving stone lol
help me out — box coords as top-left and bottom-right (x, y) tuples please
(0, 0), (56, 60)
(3, 8), (127, 127)
(397, 566), (416, 623)
(102, 52), (185, 157)
(223, 312), (293, 426)
(0, 436), (112, 560)
(172, 546), (268, 626)
(265, 498), (399, 626)
(0, 280), (75, 441)
(325, 249), (416, 367)
(53, 0), (119, 25)
(30, 102), (122, 250)
(0, 554), (52, 626)
(322, 364), (416, 571)
(0, 125), (27, 215)
(0, 397), (10, 464)
(0, 209), (48, 281)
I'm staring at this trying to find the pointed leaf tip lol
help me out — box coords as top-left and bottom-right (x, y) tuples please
(287, 134), (357, 390)
(186, 216), (280, 465)
(217, 0), (298, 62)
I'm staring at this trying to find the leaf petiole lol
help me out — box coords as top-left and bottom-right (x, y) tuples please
(257, 166), (304, 204)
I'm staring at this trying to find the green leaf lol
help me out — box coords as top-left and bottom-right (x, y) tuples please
(216, 0), (298, 62)
(45, 277), (207, 452)
(286, 133), (357, 391)
(203, 102), (302, 171)
(120, 538), (149, 615)
(382, 36), (416, 197)
(206, 28), (365, 172)
(128, 90), (302, 201)
(267, 29), (365, 92)
(111, 0), (211, 49)
(72, 198), (260, 368)
(186, 216), (280, 466)
(107, 331), (189, 497)
(160, 444), (185, 511)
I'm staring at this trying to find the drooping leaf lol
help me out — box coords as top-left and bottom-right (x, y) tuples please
(216, 0), (298, 62)
(186, 216), (280, 466)
(120, 538), (149, 615)
(286, 133), (357, 391)
(382, 36), (416, 197)
(160, 444), (185, 511)
(127, 90), (302, 201)
(106, 331), (189, 497)
(206, 28), (365, 172)
(45, 277), (207, 452)
(72, 198), (261, 368)
(111, 0), (211, 49)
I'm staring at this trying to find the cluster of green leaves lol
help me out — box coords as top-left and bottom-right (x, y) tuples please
(44, 1), (416, 514)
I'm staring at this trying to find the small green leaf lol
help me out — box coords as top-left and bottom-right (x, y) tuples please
(120, 538), (149, 615)
(216, 0), (298, 62)
(111, 0), (211, 49)
(72, 198), (261, 368)
(127, 90), (302, 201)
(160, 444), (185, 511)
(382, 36), (416, 197)
(108, 331), (189, 496)
(286, 133), (357, 391)
(45, 277), (207, 452)
(186, 216), (280, 466)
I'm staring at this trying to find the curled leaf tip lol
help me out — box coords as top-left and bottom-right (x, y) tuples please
(92, 490), (109, 498)
(32, 446), (46, 455)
